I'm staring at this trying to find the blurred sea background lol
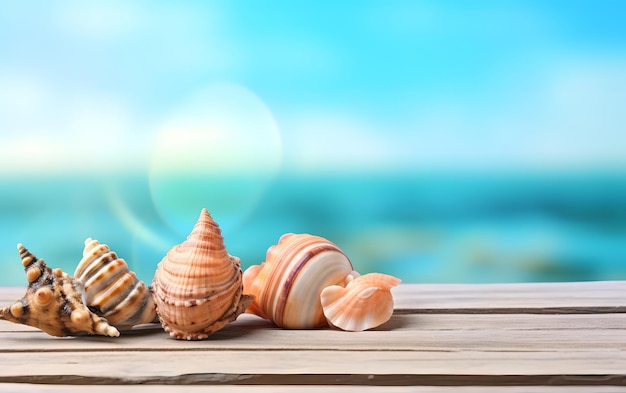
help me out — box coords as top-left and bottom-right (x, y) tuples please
(0, 1), (625, 286)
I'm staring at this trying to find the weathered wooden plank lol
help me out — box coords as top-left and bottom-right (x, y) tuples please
(0, 314), (624, 352)
(2, 281), (624, 314)
(0, 350), (624, 385)
(1, 282), (624, 390)
(392, 281), (626, 312)
(2, 312), (625, 333)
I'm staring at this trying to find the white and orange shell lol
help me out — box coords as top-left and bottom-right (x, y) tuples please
(0, 244), (119, 337)
(243, 233), (354, 329)
(152, 208), (254, 340)
(74, 238), (157, 330)
(321, 272), (401, 331)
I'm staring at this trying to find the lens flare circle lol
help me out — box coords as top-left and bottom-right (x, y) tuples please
(148, 82), (282, 237)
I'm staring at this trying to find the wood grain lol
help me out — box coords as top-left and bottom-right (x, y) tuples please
(0, 314), (624, 352)
(392, 281), (626, 312)
(2, 281), (625, 312)
(0, 282), (624, 391)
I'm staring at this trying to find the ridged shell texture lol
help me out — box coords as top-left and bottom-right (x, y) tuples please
(152, 208), (253, 340)
(74, 238), (157, 330)
(321, 272), (401, 331)
(243, 233), (354, 329)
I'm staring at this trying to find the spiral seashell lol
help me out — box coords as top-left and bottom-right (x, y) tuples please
(320, 272), (401, 331)
(152, 208), (254, 340)
(0, 244), (119, 337)
(243, 233), (354, 329)
(74, 238), (157, 330)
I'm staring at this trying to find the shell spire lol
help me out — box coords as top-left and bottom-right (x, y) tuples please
(152, 208), (254, 340)
(0, 244), (119, 337)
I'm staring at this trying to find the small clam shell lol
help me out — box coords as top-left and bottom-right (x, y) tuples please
(0, 244), (119, 337)
(320, 272), (401, 331)
(243, 233), (354, 329)
(152, 208), (253, 340)
(74, 238), (157, 330)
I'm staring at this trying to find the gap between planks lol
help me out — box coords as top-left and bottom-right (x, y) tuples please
(1, 385), (625, 393)
(0, 383), (624, 393)
(1, 373), (626, 387)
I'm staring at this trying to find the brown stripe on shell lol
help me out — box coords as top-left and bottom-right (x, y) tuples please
(75, 238), (157, 329)
(243, 233), (353, 329)
(275, 244), (345, 327)
(151, 208), (252, 340)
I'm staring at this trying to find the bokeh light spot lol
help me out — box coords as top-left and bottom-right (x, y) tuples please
(148, 82), (282, 237)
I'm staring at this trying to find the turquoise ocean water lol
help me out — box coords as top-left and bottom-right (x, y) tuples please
(1, 172), (625, 286)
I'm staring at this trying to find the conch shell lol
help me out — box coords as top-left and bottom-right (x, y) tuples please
(320, 272), (401, 331)
(152, 208), (254, 340)
(0, 244), (119, 337)
(74, 238), (157, 330)
(243, 233), (354, 329)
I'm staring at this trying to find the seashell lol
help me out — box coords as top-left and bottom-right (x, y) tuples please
(0, 244), (119, 337)
(74, 238), (157, 330)
(320, 272), (401, 332)
(243, 233), (354, 329)
(152, 208), (254, 340)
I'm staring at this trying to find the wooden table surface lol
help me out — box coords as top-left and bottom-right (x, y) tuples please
(0, 281), (624, 392)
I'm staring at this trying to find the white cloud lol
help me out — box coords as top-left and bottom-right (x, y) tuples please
(0, 129), (146, 175)
(281, 112), (399, 173)
(0, 72), (147, 175)
(53, 1), (142, 39)
(0, 73), (47, 116)
(149, 83), (282, 176)
(401, 57), (626, 172)
(51, 2), (237, 74)
(280, 58), (626, 174)
(509, 58), (626, 170)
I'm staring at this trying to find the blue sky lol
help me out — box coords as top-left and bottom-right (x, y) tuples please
(0, 1), (625, 175)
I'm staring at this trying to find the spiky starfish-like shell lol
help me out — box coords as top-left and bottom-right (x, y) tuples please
(0, 244), (120, 337)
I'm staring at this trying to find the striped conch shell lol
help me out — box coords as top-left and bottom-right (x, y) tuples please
(243, 233), (354, 329)
(74, 238), (157, 330)
(0, 244), (119, 337)
(320, 272), (401, 331)
(152, 208), (254, 340)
